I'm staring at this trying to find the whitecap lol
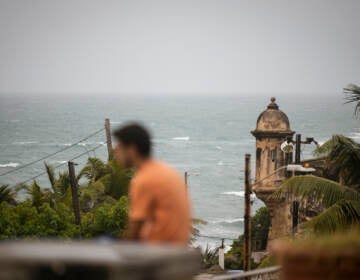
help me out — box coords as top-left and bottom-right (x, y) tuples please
(210, 218), (244, 224)
(172, 137), (190, 141)
(55, 161), (67, 164)
(221, 191), (256, 199)
(349, 132), (360, 139)
(13, 141), (38, 145)
(223, 218), (244, 224)
(222, 191), (244, 196)
(0, 162), (20, 168)
(216, 146), (222, 150)
(78, 142), (91, 146)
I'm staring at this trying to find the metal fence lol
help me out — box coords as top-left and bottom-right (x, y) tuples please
(213, 266), (281, 280)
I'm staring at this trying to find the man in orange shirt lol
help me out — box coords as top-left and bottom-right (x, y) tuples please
(113, 123), (191, 245)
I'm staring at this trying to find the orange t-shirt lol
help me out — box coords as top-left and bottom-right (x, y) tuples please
(129, 160), (191, 245)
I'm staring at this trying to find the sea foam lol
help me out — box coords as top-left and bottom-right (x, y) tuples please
(12, 141), (38, 145)
(0, 162), (20, 168)
(222, 191), (245, 196)
(221, 191), (256, 198)
(350, 132), (360, 139)
(172, 136), (190, 141)
(211, 218), (244, 224)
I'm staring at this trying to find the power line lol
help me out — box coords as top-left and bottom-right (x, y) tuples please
(70, 143), (105, 161)
(0, 128), (105, 177)
(17, 161), (68, 186)
(15, 143), (105, 185)
(197, 234), (238, 241)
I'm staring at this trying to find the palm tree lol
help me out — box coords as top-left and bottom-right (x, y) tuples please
(76, 158), (132, 211)
(44, 163), (71, 205)
(97, 160), (133, 199)
(313, 135), (360, 189)
(344, 84), (360, 117)
(274, 133), (360, 234)
(0, 185), (16, 204)
(274, 175), (360, 234)
(78, 157), (108, 183)
(16, 181), (51, 208)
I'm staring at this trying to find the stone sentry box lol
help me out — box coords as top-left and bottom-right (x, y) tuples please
(251, 97), (295, 241)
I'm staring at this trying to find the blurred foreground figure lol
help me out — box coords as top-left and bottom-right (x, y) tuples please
(113, 123), (191, 245)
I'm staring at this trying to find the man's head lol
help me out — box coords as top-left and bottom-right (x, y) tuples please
(112, 123), (152, 168)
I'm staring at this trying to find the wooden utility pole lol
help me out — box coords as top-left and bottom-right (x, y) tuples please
(184, 171), (188, 187)
(243, 154), (252, 272)
(68, 161), (81, 225)
(105, 118), (113, 160)
(295, 134), (301, 164)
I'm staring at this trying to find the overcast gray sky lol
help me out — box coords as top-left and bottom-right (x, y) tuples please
(0, 0), (359, 96)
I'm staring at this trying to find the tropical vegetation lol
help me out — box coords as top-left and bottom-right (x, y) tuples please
(274, 135), (360, 235)
(344, 83), (360, 117)
(0, 158), (132, 239)
(273, 85), (360, 236)
(225, 206), (270, 269)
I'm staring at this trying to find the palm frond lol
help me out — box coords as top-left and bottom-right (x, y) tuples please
(313, 135), (359, 156)
(54, 171), (70, 197)
(304, 200), (360, 234)
(44, 162), (56, 190)
(27, 180), (46, 208)
(327, 136), (360, 185)
(313, 135), (360, 186)
(77, 157), (107, 182)
(344, 84), (360, 117)
(0, 184), (16, 204)
(273, 175), (360, 208)
(98, 160), (133, 199)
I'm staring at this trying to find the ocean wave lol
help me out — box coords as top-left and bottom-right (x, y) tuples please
(221, 191), (256, 198)
(55, 161), (67, 164)
(211, 218), (244, 224)
(0, 162), (20, 168)
(223, 218), (244, 224)
(222, 191), (244, 196)
(77, 141), (106, 147)
(78, 142), (94, 146)
(172, 136), (190, 141)
(12, 141), (38, 145)
(349, 132), (360, 139)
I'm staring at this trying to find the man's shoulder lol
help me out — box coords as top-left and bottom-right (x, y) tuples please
(142, 160), (172, 172)
(139, 160), (181, 181)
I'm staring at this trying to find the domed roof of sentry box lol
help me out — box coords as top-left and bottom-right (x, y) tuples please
(251, 97), (295, 138)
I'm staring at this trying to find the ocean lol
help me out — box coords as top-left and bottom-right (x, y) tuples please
(0, 93), (359, 248)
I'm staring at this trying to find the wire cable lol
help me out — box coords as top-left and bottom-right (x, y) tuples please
(0, 128), (105, 176)
(15, 143), (105, 185)
(69, 144), (104, 162)
(197, 234), (238, 241)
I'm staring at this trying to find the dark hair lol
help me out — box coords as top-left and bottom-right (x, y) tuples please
(112, 123), (152, 157)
